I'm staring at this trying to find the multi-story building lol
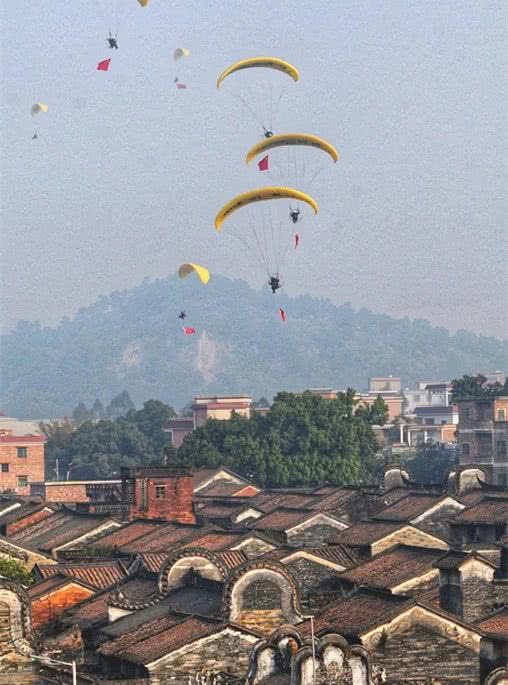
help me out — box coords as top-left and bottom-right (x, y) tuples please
(369, 376), (401, 393)
(0, 430), (45, 495)
(403, 381), (452, 414)
(192, 395), (252, 427)
(166, 395), (253, 446)
(457, 396), (508, 485)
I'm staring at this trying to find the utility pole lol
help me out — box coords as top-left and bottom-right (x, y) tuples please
(310, 615), (316, 685)
(30, 653), (77, 685)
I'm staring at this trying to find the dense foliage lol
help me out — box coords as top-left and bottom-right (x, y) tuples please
(72, 390), (136, 424)
(2, 275), (507, 417)
(173, 391), (384, 488)
(451, 374), (508, 403)
(403, 441), (458, 484)
(41, 400), (176, 480)
(0, 558), (34, 586)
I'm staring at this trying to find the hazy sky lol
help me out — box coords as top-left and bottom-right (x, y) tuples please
(1, 0), (506, 337)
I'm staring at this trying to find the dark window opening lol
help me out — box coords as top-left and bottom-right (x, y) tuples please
(17, 447), (27, 458)
(155, 485), (166, 500)
(1, 464), (9, 473)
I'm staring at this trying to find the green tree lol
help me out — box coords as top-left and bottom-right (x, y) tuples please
(92, 399), (105, 419)
(0, 558), (34, 586)
(39, 418), (76, 480)
(43, 400), (176, 479)
(72, 402), (94, 425)
(177, 391), (381, 488)
(355, 395), (389, 425)
(106, 390), (135, 419)
(451, 374), (508, 403)
(404, 440), (458, 484)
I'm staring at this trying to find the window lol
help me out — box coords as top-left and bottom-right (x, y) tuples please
(425, 418), (435, 426)
(496, 441), (507, 456)
(462, 443), (470, 458)
(17, 447), (27, 458)
(462, 408), (470, 420)
(17, 476), (28, 488)
(155, 485), (166, 500)
(1, 464), (8, 473)
(498, 409), (506, 421)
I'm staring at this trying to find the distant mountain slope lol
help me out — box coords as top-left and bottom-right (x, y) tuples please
(1, 275), (506, 417)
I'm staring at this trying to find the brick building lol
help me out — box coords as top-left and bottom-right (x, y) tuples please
(0, 431), (45, 495)
(457, 396), (508, 485)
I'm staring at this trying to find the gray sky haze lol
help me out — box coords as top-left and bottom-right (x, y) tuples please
(1, 0), (506, 337)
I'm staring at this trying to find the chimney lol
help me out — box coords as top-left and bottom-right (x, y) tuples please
(122, 466), (195, 524)
(434, 550), (496, 623)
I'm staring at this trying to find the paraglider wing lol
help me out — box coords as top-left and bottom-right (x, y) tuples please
(174, 47), (190, 61)
(245, 133), (339, 165)
(97, 59), (111, 71)
(183, 327), (196, 335)
(137, 0), (150, 6)
(215, 187), (318, 230)
(31, 103), (48, 116)
(178, 263), (210, 284)
(216, 57), (299, 89)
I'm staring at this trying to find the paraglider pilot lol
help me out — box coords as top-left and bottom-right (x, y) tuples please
(264, 129), (274, 138)
(178, 311), (187, 320)
(289, 207), (301, 224)
(107, 33), (118, 49)
(268, 275), (281, 294)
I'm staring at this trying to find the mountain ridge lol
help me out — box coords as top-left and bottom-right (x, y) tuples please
(1, 274), (506, 417)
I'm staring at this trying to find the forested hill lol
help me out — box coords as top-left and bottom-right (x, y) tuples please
(2, 275), (506, 418)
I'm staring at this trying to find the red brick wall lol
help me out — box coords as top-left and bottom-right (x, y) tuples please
(0, 441), (45, 495)
(45, 484), (89, 503)
(6, 508), (54, 536)
(131, 475), (195, 524)
(31, 585), (95, 629)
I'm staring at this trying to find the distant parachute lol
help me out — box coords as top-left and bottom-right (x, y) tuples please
(174, 47), (190, 61)
(31, 103), (48, 116)
(178, 263), (210, 284)
(137, 0), (150, 5)
(216, 56), (299, 138)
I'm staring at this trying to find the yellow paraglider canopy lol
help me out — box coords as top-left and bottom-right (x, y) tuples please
(245, 133), (339, 165)
(31, 103), (48, 116)
(215, 187), (318, 230)
(137, 0), (150, 6)
(217, 57), (299, 89)
(178, 263), (210, 284)
(174, 47), (190, 61)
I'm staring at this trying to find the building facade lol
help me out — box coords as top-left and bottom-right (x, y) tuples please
(0, 431), (45, 495)
(457, 397), (508, 485)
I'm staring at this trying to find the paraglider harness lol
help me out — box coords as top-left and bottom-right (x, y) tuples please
(107, 33), (118, 49)
(289, 207), (301, 224)
(264, 129), (274, 138)
(268, 274), (281, 294)
(178, 311), (187, 320)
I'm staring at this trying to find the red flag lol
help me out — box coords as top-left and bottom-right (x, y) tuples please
(278, 308), (286, 323)
(97, 59), (111, 71)
(176, 82), (187, 89)
(294, 233), (299, 249)
(258, 155), (269, 171)
(183, 326), (196, 335)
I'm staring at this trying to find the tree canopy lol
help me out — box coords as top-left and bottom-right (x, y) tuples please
(451, 374), (508, 403)
(173, 390), (384, 488)
(0, 558), (34, 586)
(42, 400), (176, 480)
